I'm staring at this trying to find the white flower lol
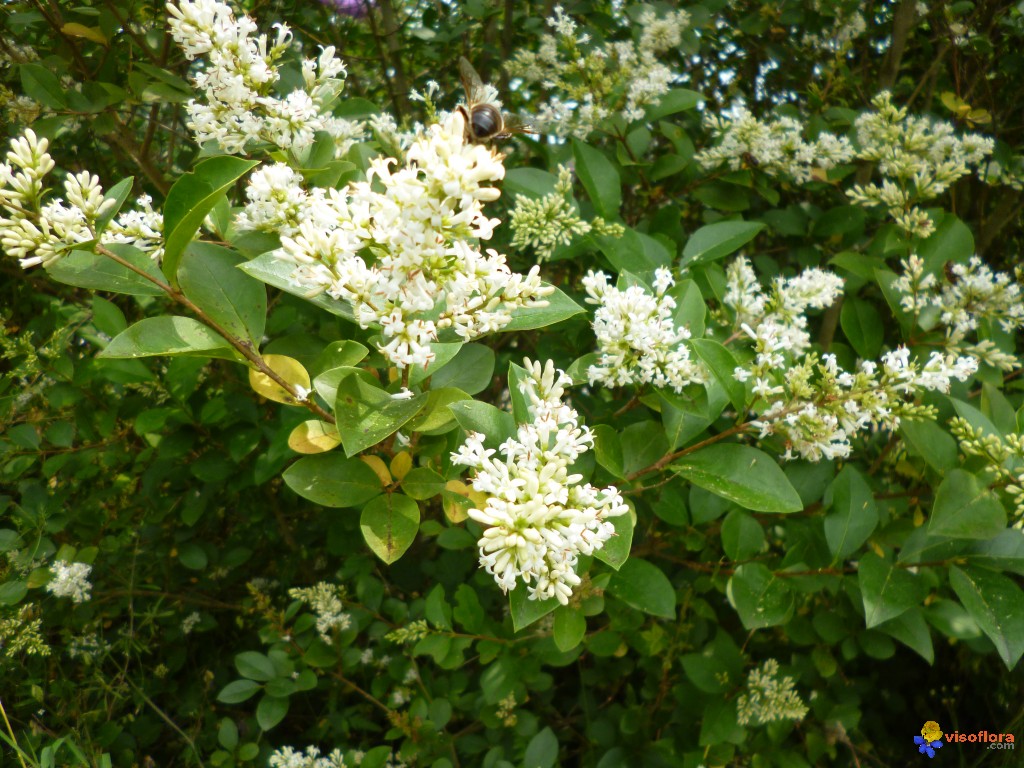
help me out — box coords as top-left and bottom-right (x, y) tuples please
(46, 561), (93, 603)
(451, 360), (628, 605)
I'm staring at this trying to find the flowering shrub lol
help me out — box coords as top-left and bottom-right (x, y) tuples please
(2, 0), (1024, 766)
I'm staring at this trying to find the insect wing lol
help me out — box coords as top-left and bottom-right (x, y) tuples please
(458, 56), (488, 104)
(496, 112), (538, 138)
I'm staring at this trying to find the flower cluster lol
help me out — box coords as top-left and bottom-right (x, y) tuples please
(743, 346), (976, 461)
(697, 108), (855, 183)
(736, 659), (808, 726)
(0, 131), (164, 269)
(0, 609), (50, 657)
(800, 3), (867, 54)
(167, 0), (363, 157)
(506, 6), (690, 137)
(46, 560), (93, 603)
(451, 359), (629, 604)
(288, 582), (351, 644)
(509, 165), (623, 261)
(894, 254), (1024, 368)
(268, 747), (349, 768)
(849, 92), (994, 237)
(583, 268), (705, 393)
(723, 257), (845, 360)
(950, 418), (1024, 526)
(255, 111), (552, 368)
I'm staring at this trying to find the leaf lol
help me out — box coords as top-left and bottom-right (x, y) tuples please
(645, 88), (702, 121)
(256, 694), (289, 731)
(502, 167), (558, 199)
(606, 558), (676, 619)
(20, 63), (67, 109)
(824, 466), (878, 559)
(680, 221), (764, 266)
(162, 156), (260, 284)
(179, 242), (267, 344)
(239, 253), (357, 321)
(721, 510), (765, 561)
(671, 444), (803, 513)
(98, 316), (238, 361)
(47, 246), (165, 296)
(503, 286), (585, 331)
(334, 376), (426, 456)
(858, 552), (927, 628)
(235, 651), (275, 682)
(553, 606), (587, 652)
(509, 587), (559, 632)
(900, 419), (958, 471)
(429, 343), (495, 395)
(400, 467), (446, 500)
(840, 297), (884, 359)
(918, 214), (974, 275)
(249, 355), (311, 406)
(94, 177), (135, 235)
(687, 339), (746, 414)
(572, 139), (621, 219)
(360, 494), (420, 564)
(949, 566), (1024, 669)
(877, 609), (934, 664)
(524, 727), (559, 768)
(929, 469), (1006, 540)
(727, 563), (794, 629)
(287, 420), (341, 454)
(448, 400), (516, 445)
(594, 508), (634, 570)
(282, 454), (382, 508)
(61, 22), (107, 45)
(216, 680), (261, 704)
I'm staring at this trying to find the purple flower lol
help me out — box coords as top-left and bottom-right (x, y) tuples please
(322, 0), (371, 17)
(914, 735), (944, 758)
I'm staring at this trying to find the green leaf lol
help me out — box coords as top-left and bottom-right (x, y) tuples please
(255, 694), (289, 731)
(239, 253), (357, 321)
(824, 466), (878, 559)
(877, 609), (934, 664)
(858, 552), (927, 628)
(680, 632), (745, 693)
(840, 297), (884, 359)
(592, 424), (625, 479)
(929, 469), (1006, 540)
(407, 343), (463, 387)
(334, 376), (426, 456)
(509, 587), (559, 632)
(524, 727), (559, 768)
(447, 400), (516, 445)
(552, 606), (587, 652)
(503, 286), (585, 331)
(721, 510), (765, 561)
(235, 651), (275, 682)
(216, 679), (261, 704)
(687, 339), (746, 414)
(282, 454), (382, 508)
(645, 88), (702, 121)
(47, 246), (165, 296)
(179, 243), (267, 345)
(606, 558), (675, 619)
(594, 509), (634, 570)
(950, 566), (1024, 669)
(727, 563), (794, 629)
(162, 156), (260, 284)
(572, 139), (621, 219)
(98, 317), (239, 361)
(428, 344), (495, 395)
(680, 221), (764, 266)
(360, 494), (420, 564)
(502, 167), (558, 199)
(94, 177), (136, 235)
(20, 63), (67, 109)
(900, 419), (958, 471)
(400, 467), (446, 500)
(671, 444), (803, 513)
(918, 214), (974, 275)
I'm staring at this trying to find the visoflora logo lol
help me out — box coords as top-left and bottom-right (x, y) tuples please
(915, 721), (944, 758)
(946, 730), (1016, 746)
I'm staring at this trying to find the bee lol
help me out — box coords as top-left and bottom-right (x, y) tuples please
(457, 56), (536, 142)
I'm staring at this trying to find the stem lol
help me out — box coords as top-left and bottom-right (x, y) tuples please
(625, 421), (751, 482)
(95, 245), (336, 424)
(0, 698), (29, 768)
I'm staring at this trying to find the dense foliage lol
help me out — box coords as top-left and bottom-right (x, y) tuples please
(2, 1), (1024, 767)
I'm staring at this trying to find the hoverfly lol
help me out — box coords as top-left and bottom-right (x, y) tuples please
(457, 56), (536, 142)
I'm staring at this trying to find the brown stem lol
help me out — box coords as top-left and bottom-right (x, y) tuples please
(879, 0), (917, 90)
(625, 421), (751, 482)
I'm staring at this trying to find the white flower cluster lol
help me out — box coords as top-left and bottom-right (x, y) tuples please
(800, 6), (867, 54)
(167, 0), (363, 157)
(46, 560), (93, 603)
(288, 582), (351, 644)
(745, 346), (976, 461)
(509, 165), (623, 261)
(255, 111), (552, 368)
(506, 6), (690, 137)
(723, 257), (845, 360)
(0, 131), (164, 268)
(451, 359), (629, 605)
(697, 108), (855, 183)
(894, 254), (1024, 366)
(583, 268), (704, 393)
(269, 747), (348, 768)
(736, 659), (808, 726)
(849, 92), (994, 237)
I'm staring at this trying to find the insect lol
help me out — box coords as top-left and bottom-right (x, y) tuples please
(457, 57), (536, 142)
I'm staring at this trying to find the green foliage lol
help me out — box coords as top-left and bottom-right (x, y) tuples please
(2, 0), (1024, 767)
